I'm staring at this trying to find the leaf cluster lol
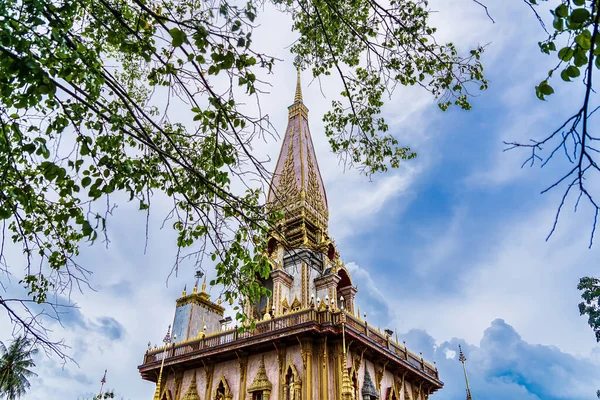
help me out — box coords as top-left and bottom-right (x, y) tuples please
(0, 0), (487, 358)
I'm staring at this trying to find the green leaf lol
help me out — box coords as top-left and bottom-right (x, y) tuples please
(573, 0), (585, 5)
(566, 65), (581, 78)
(558, 47), (574, 61)
(169, 28), (187, 47)
(540, 83), (554, 95)
(571, 8), (591, 24)
(556, 4), (568, 18)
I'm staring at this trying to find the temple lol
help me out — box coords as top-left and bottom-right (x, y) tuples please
(138, 68), (443, 400)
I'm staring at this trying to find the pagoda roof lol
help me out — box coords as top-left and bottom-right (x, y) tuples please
(267, 69), (328, 227)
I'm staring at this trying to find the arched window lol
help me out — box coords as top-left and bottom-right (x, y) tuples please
(327, 243), (336, 261)
(285, 367), (293, 400)
(267, 238), (277, 255)
(214, 376), (233, 400)
(215, 381), (226, 400)
(283, 364), (301, 400)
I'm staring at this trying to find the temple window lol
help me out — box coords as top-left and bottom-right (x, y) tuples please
(252, 393), (263, 400)
(214, 377), (233, 400)
(267, 238), (277, 255)
(327, 243), (335, 261)
(215, 381), (226, 400)
(285, 368), (293, 400)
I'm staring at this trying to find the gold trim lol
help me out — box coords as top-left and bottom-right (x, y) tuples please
(176, 293), (225, 317)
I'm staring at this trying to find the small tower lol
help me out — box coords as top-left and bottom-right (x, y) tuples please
(459, 344), (473, 400)
(171, 272), (224, 342)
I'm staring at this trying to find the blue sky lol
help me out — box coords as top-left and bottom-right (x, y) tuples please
(1, 0), (600, 399)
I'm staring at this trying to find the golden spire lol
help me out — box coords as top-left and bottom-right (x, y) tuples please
(267, 57), (328, 250)
(153, 325), (172, 400)
(340, 312), (355, 400)
(201, 274), (207, 293)
(294, 66), (303, 103)
(459, 345), (473, 400)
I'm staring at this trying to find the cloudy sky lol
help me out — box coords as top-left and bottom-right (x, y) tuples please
(2, 0), (600, 399)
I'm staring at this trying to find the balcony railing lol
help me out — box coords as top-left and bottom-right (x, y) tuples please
(142, 307), (439, 380)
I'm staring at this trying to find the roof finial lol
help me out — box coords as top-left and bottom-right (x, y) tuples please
(294, 55), (303, 103)
(201, 274), (207, 293)
(459, 344), (473, 400)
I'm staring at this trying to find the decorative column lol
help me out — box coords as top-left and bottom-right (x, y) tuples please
(238, 356), (248, 400)
(319, 337), (329, 400)
(333, 341), (343, 400)
(300, 338), (313, 400)
(338, 285), (357, 315)
(204, 364), (214, 400)
(276, 344), (287, 399)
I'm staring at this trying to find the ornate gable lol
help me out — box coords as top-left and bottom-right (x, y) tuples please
(247, 356), (273, 395)
(362, 369), (379, 399)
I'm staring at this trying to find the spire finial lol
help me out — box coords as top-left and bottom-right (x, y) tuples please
(201, 274), (207, 292)
(459, 345), (473, 400)
(294, 55), (303, 103)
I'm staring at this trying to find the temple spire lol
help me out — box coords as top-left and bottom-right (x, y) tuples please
(266, 61), (329, 250)
(459, 345), (473, 400)
(294, 66), (303, 103)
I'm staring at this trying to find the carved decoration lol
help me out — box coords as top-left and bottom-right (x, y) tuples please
(160, 389), (173, 400)
(281, 297), (290, 313)
(403, 383), (411, 400)
(272, 130), (299, 209)
(248, 356), (273, 398)
(239, 356), (249, 400)
(412, 383), (421, 400)
(374, 366), (384, 393)
(283, 361), (302, 400)
(306, 150), (326, 218)
(214, 376), (233, 400)
(181, 373), (200, 400)
(291, 296), (301, 311)
(174, 372), (184, 400)
(361, 369), (379, 399)
(205, 364), (215, 399)
(385, 384), (399, 400)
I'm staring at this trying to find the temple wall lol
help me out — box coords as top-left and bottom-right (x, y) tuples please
(157, 341), (428, 400)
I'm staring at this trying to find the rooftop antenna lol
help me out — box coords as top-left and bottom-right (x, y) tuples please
(98, 369), (107, 399)
(194, 270), (204, 288)
(459, 345), (473, 400)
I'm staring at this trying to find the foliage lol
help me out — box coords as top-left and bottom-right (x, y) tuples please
(0, 0), (486, 357)
(0, 336), (38, 400)
(507, 0), (600, 247)
(578, 277), (600, 341)
(577, 276), (600, 397)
